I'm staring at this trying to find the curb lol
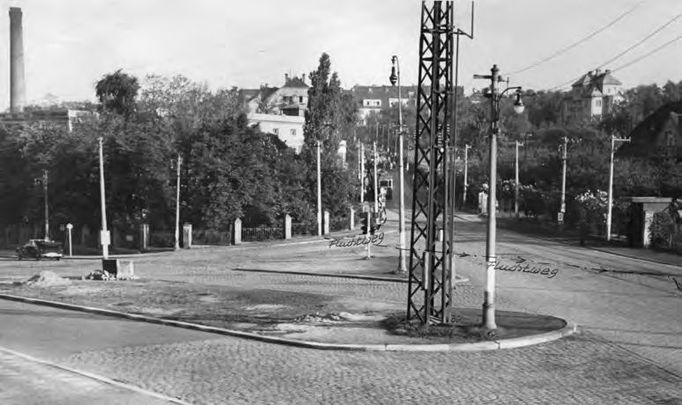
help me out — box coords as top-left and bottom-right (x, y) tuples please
(232, 267), (470, 284)
(0, 293), (576, 352)
(587, 247), (682, 269)
(0, 345), (192, 405)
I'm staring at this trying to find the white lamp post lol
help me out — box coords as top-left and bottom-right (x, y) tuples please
(474, 65), (524, 331)
(389, 55), (407, 274)
(174, 154), (182, 250)
(98, 137), (109, 259)
(606, 135), (630, 241)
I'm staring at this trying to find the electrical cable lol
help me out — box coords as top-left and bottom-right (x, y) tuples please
(596, 11), (682, 69)
(610, 35), (682, 73)
(510, 1), (645, 76)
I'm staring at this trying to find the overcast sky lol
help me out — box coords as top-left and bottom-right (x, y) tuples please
(0, 0), (680, 109)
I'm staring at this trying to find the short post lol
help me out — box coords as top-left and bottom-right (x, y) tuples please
(182, 223), (192, 248)
(349, 207), (355, 230)
(323, 210), (330, 235)
(232, 218), (242, 245)
(284, 214), (292, 240)
(139, 223), (149, 251)
(365, 210), (372, 259)
(66, 223), (73, 257)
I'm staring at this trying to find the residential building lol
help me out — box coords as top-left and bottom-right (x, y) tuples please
(618, 101), (682, 161)
(348, 85), (417, 125)
(0, 108), (97, 132)
(242, 73), (309, 152)
(561, 69), (624, 124)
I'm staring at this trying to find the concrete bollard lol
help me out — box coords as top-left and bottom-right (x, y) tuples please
(182, 223), (192, 248)
(232, 218), (242, 245)
(323, 210), (330, 235)
(284, 214), (292, 240)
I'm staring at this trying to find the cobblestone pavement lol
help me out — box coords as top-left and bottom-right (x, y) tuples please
(0, 349), (175, 405)
(57, 332), (680, 405)
(1, 213), (681, 404)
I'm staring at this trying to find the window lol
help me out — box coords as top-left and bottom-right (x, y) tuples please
(290, 129), (296, 136)
(595, 99), (602, 107)
(299, 96), (304, 103)
(273, 128), (279, 135)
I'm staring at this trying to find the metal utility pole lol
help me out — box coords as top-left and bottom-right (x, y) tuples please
(390, 55), (407, 274)
(607, 135), (630, 241)
(559, 136), (568, 226)
(514, 141), (523, 218)
(360, 143), (365, 203)
(373, 141), (378, 214)
(42, 169), (49, 240)
(317, 140), (322, 236)
(463, 144), (470, 208)
(174, 154), (182, 250)
(98, 137), (109, 259)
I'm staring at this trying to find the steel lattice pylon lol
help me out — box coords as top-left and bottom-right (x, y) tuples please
(407, 0), (454, 325)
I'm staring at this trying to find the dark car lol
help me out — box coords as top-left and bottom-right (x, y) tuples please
(17, 239), (63, 261)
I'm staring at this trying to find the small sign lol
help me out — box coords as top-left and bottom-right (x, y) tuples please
(557, 212), (564, 223)
(66, 223), (73, 230)
(100, 230), (110, 246)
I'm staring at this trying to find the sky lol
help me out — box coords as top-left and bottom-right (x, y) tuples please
(0, 0), (680, 109)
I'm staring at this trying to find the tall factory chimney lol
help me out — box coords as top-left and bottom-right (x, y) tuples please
(9, 7), (26, 114)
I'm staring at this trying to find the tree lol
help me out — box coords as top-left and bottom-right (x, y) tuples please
(95, 69), (140, 117)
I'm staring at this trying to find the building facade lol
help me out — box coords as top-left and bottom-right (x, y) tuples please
(242, 74), (309, 152)
(348, 85), (416, 125)
(561, 69), (623, 124)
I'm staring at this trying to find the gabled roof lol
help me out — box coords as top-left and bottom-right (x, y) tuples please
(571, 69), (622, 95)
(618, 101), (682, 158)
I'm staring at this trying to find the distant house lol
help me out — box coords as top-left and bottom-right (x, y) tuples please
(241, 74), (308, 153)
(348, 85), (417, 125)
(561, 69), (624, 124)
(618, 101), (682, 161)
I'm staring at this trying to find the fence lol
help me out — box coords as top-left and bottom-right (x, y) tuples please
(242, 227), (284, 242)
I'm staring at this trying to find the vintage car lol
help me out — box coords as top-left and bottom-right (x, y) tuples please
(16, 239), (63, 260)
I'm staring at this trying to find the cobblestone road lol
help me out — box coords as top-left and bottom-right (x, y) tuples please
(1, 213), (681, 404)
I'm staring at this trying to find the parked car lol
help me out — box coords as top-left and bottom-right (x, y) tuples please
(16, 239), (63, 261)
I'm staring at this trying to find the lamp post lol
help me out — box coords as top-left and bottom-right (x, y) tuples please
(389, 55), (407, 274)
(606, 135), (630, 241)
(360, 143), (365, 203)
(462, 144), (470, 208)
(474, 64), (524, 331)
(373, 141), (378, 215)
(33, 170), (49, 240)
(98, 137), (109, 259)
(317, 139), (323, 236)
(174, 154), (182, 250)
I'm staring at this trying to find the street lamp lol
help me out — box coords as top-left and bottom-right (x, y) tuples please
(98, 137), (110, 259)
(474, 64), (524, 331)
(606, 135), (630, 241)
(389, 55), (407, 274)
(317, 139), (323, 236)
(514, 141), (523, 218)
(34, 169), (49, 240)
(174, 154), (182, 250)
(559, 136), (568, 226)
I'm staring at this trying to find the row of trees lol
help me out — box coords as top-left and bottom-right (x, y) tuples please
(0, 54), (361, 248)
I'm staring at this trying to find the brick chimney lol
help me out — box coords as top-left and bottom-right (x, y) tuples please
(9, 7), (26, 114)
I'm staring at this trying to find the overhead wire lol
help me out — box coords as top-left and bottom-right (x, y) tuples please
(547, 12), (682, 91)
(509, 0), (645, 76)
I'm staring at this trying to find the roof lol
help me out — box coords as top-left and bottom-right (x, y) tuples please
(618, 101), (682, 158)
(571, 69), (622, 96)
(283, 76), (308, 88)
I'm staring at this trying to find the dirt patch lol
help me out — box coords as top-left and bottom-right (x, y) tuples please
(24, 271), (71, 287)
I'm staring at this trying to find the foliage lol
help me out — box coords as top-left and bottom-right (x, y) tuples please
(95, 69), (140, 117)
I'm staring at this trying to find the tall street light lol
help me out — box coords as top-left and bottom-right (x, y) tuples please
(389, 55), (407, 274)
(474, 64), (524, 331)
(34, 170), (49, 240)
(462, 144), (470, 208)
(98, 137), (110, 259)
(606, 135), (630, 241)
(317, 139), (323, 236)
(174, 154), (182, 250)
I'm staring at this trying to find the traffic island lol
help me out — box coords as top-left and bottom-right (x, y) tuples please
(0, 278), (575, 351)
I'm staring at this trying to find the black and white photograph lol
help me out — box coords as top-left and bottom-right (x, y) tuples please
(0, 1), (680, 404)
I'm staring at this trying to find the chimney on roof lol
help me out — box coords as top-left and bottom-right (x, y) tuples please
(284, 73), (289, 84)
(9, 7), (26, 114)
(302, 73), (306, 84)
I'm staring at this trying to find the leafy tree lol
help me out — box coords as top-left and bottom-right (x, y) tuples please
(95, 69), (140, 117)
